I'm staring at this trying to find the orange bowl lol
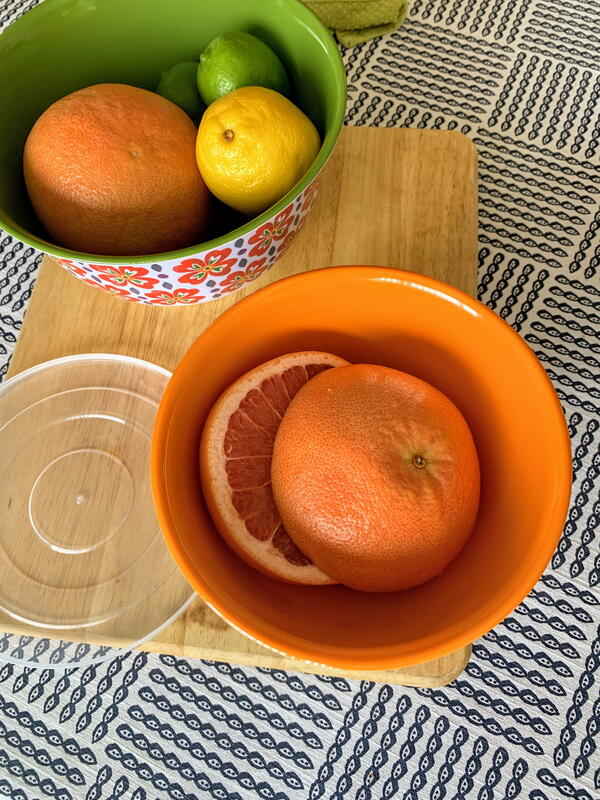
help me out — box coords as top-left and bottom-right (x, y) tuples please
(151, 266), (572, 669)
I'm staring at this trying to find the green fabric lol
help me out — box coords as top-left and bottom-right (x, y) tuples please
(304, 0), (408, 45)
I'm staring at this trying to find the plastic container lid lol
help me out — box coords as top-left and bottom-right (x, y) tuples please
(0, 353), (194, 669)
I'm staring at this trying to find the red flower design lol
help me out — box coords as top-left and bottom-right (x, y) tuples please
(278, 231), (297, 257)
(220, 271), (249, 294)
(244, 258), (269, 282)
(247, 206), (294, 257)
(144, 287), (205, 305)
(174, 248), (237, 284)
(220, 259), (269, 293)
(300, 181), (319, 213)
(102, 284), (138, 300)
(95, 265), (158, 290)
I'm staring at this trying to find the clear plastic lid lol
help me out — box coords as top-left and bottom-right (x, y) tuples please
(0, 354), (194, 669)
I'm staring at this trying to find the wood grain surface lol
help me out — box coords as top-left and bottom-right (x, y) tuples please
(6, 127), (478, 685)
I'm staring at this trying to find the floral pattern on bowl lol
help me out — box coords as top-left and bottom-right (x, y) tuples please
(54, 179), (320, 306)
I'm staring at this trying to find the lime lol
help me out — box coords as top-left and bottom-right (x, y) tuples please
(197, 32), (290, 106)
(157, 61), (205, 122)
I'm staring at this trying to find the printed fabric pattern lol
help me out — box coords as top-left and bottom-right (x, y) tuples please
(0, 1), (598, 797)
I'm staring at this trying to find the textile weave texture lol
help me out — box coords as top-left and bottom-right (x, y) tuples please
(0, 1), (599, 798)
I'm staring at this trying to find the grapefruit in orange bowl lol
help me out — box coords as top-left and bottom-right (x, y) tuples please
(271, 364), (481, 593)
(151, 266), (571, 670)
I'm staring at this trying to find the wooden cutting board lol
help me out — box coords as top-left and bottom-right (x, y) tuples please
(6, 127), (478, 686)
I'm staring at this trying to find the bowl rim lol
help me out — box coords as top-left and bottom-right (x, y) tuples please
(151, 265), (573, 670)
(0, 0), (347, 265)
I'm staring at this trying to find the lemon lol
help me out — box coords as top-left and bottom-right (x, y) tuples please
(156, 61), (205, 122)
(196, 87), (320, 216)
(197, 32), (290, 106)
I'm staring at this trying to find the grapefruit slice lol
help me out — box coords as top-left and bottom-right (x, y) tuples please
(200, 351), (349, 584)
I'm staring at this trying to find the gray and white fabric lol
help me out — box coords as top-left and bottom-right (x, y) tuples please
(0, 1), (598, 798)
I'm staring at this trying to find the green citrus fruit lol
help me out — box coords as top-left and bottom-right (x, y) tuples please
(157, 61), (205, 122)
(197, 32), (290, 106)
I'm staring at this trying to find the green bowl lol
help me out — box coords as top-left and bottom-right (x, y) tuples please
(0, 0), (346, 305)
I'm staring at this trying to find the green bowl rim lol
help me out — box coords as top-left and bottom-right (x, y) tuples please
(0, 0), (347, 265)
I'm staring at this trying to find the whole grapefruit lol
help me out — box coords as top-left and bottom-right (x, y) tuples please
(23, 83), (211, 256)
(271, 364), (480, 592)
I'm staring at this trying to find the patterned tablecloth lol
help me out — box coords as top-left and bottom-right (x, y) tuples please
(1, 1), (599, 798)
